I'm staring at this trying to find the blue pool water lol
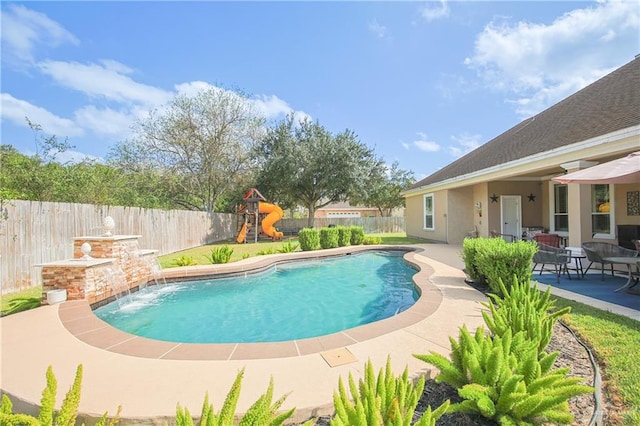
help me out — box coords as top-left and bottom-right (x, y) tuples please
(94, 251), (418, 343)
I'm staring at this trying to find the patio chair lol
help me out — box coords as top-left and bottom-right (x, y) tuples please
(533, 233), (562, 247)
(581, 242), (638, 281)
(532, 243), (572, 283)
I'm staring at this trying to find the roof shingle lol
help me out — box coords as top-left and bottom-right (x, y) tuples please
(409, 56), (640, 190)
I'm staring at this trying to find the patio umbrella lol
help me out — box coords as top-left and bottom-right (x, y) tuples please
(552, 151), (640, 184)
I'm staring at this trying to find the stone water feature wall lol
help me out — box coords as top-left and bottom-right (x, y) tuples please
(39, 218), (158, 305)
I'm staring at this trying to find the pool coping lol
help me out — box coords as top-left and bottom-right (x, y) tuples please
(58, 245), (442, 361)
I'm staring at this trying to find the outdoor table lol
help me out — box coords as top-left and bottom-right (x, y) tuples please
(602, 256), (640, 292)
(565, 247), (586, 278)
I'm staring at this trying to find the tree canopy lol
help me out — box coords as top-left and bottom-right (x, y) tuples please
(110, 87), (265, 213)
(254, 115), (381, 226)
(350, 161), (415, 217)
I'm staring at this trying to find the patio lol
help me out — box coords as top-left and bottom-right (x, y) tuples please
(534, 272), (640, 313)
(1, 243), (638, 425)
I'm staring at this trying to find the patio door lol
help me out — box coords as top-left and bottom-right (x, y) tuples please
(501, 195), (521, 240)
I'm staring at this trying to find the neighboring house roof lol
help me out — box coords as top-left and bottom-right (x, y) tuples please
(407, 55), (640, 192)
(317, 201), (378, 211)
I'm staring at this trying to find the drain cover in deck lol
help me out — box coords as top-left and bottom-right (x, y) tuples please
(320, 347), (357, 367)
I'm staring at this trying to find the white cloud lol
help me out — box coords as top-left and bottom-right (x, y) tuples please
(73, 105), (137, 138)
(421, 0), (449, 22)
(1, 4), (79, 65)
(37, 59), (172, 107)
(174, 82), (311, 122)
(465, 0), (639, 117)
(449, 133), (482, 158)
(401, 142), (410, 150)
(413, 132), (441, 152)
(0, 93), (84, 137)
(174, 81), (218, 97)
(252, 94), (311, 122)
(368, 19), (388, 39)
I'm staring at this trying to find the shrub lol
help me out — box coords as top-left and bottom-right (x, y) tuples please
(205, 245), (234, 264)
(257, 248), (277, 256)
(331, 357), (449, 426)
(0, 365), (120, 426)
(298, 228), (320, 251)
(350, 226), (365, 245)
(461, 237), (484, 283)
(363, 235), (382, 245)
(277, 241), (299, 253)
(473, 238), (537, 294)
(482, 276), (571, 355)
(415, 327), (593, 425)
(175, 369), (295, 426)
(320, 227), (339, 249)
(3, 296), (41, 316)
(173, 255), (197, 267)
(335, 226), (351, 247)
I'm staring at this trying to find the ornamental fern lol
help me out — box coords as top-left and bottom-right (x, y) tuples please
(415, 328), (593, 425)
(55, 365), (82, 426)
(175, 369), (295, 426)
(0, 365), (119, 426)
(330, 357), (449, 426)
(204, 245), (234, 264)
(276, 241), (299, 253)
(38, 366), (57, 426)
(482, 276), (570, 355)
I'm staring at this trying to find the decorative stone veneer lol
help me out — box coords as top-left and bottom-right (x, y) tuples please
(39, 235), (159, 305)
(40, 259), (114, 304)
(73, 236), (157, 290)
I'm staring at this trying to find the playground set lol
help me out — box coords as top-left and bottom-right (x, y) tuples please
(236, 188), (284, 243)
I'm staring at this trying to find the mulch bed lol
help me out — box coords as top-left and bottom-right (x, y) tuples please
(298, 320), (598, 425)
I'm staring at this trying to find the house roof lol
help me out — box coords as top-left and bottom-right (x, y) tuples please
(317, 201), (378, 211)
(407, 55), (640, 192)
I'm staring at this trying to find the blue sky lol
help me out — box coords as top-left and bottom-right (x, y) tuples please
(1, 1), (638, 180)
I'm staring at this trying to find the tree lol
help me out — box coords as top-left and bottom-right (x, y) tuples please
(350, 161), (415, 217)
(0, 144), (65, 201)
(110, 87), (265, 213)
(0, 120), (75, 202)
(254, 115), (381, 227)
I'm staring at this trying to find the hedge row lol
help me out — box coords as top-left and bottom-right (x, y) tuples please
(298, 226), (366, 251)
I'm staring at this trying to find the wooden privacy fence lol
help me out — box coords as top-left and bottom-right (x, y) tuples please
(0, 200), (236, 293)
(0, 201), (405, 293)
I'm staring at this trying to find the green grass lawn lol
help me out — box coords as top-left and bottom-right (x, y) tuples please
(157, 236), (299, 267)
(157, 232), (425, 268)
(553, 298), (640, 425)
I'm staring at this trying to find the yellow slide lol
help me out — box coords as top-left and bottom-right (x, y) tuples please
(259, 202), (284, 239)
(236, 222), (249, 243)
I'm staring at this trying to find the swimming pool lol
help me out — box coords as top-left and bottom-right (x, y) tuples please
(94, 251), (418, 343)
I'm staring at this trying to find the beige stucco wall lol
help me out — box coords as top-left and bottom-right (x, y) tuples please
(614, 183), (640, 226)
(564, 182), (640, 246)
(405, 190), (448, 243)
(447, 187), (475, 243)
(486, 181), (544, 236)
(406, 180), (640, 245)
(472, 183), (489, 238)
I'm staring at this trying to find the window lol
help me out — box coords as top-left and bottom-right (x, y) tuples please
(591, 184), (613, 238)
(423, 194), (434, 230)
(552, 184), (569, 233)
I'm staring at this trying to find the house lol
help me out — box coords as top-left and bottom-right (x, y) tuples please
(402, 55), (640, 247)
(314, 201), (382, 218)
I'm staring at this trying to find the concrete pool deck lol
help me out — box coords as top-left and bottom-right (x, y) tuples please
(0, 244), (488, 424)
